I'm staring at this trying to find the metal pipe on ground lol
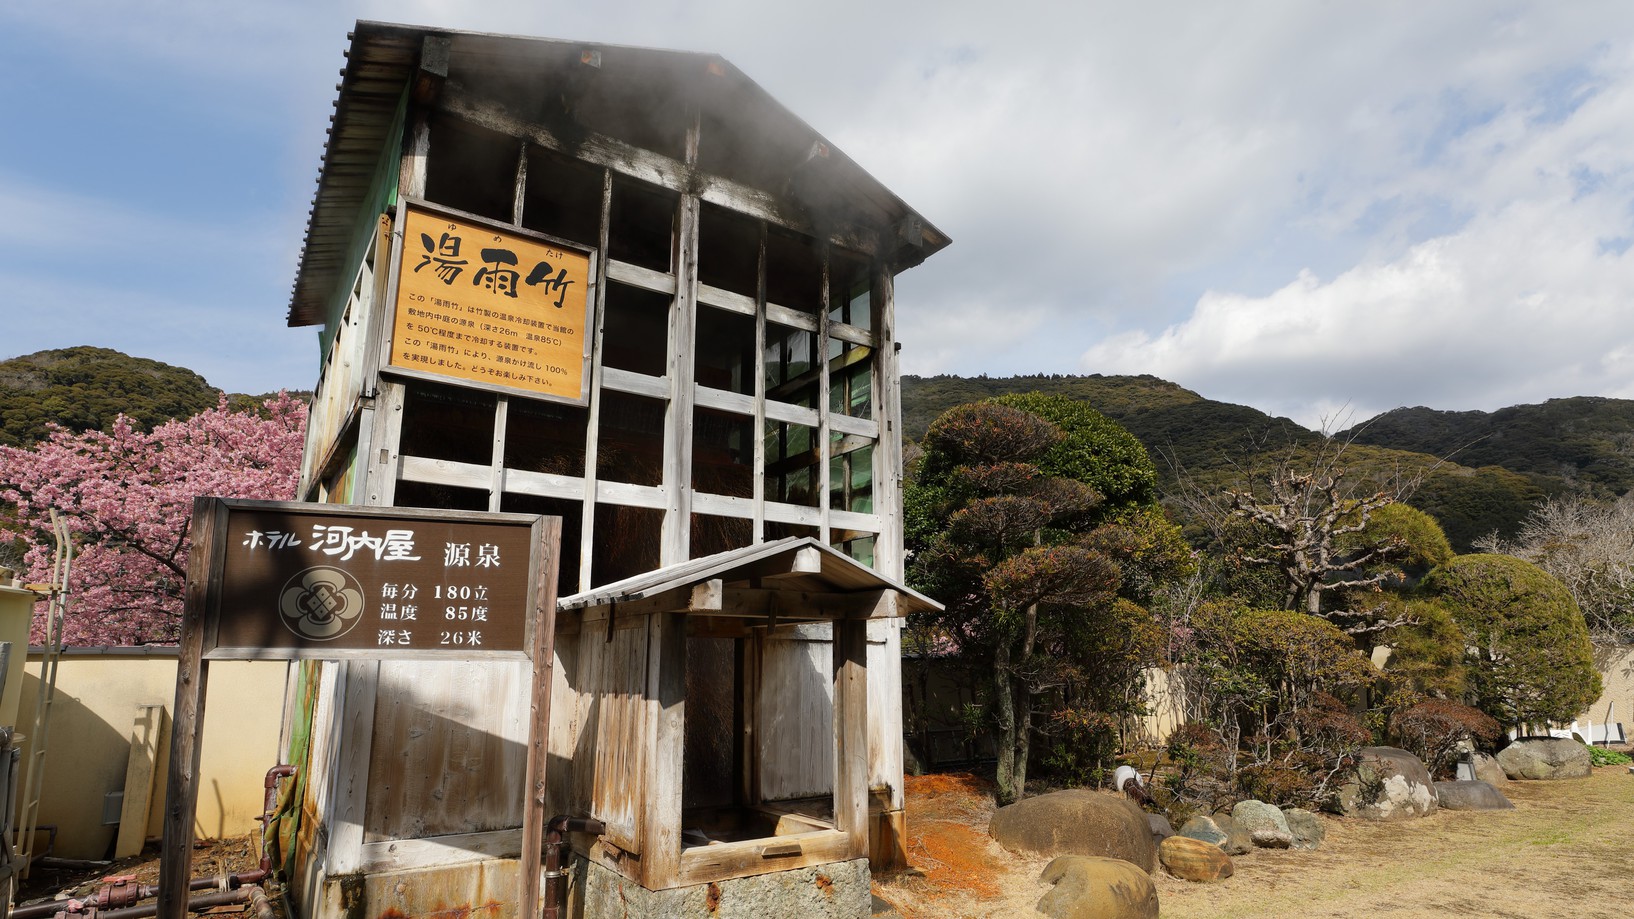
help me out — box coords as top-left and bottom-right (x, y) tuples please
(541, 816), (605, 919)
(87, 885), (262, 919)
(14, 871), (270, 919)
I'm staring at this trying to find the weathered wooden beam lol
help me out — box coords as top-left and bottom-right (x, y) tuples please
(412, 35), (450, 104)
(705, 587), (899, 620)
(639, 613), (686, 889)
(156, 498), (223, 919)
(674, 828), (852, 888)
(519, 516), (564, 919)
(833, 618), (869, 857)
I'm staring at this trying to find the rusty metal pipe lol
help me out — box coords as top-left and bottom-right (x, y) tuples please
(541, 816), (605, 919)
(92, 886), (252, 919)
(246, 885), (275, 919)
(257, 764), (298, 874)
(14, 871), (270, 919)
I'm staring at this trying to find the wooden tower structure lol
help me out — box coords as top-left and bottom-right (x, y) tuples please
(281, 21), (948, 919)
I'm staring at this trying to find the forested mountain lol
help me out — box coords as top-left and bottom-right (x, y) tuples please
(0, 347), (303, 446)
(1339, 399), (1634, 498)
(902, 374), (1622, 551)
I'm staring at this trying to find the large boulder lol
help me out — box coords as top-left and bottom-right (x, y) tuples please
(990, 790), (1157, 871)
(1496, 738), (1592, 780)
(1433, 780), (1515, 810)
(1036, 856), (1160, 919)
(1471, 752), (1508, 785)
(1336, 746), (1438, 820)
(1190, 814), (1252, 855)
(1158, 836), (1234, 882)
(1282, 808), (1326, 849)
(1230, 800), (1292, 849)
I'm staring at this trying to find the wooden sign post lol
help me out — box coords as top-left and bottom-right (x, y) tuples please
(158, 498), (560, 919)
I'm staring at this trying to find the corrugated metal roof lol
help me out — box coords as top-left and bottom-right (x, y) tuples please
(558, 536), (941, 616)
(288, 21), (950, 327)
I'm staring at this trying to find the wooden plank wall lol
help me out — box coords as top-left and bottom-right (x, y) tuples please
(363, 660), (529, 841)
(546, 618), (651, 852)
(757, 624), (835, 802)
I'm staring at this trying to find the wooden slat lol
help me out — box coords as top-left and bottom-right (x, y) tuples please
(675, 830), (852, 887)
(834, 618), (869, 856)
(359, 828), (522, 872)
(697, 282), (756, 316)
(326, 659), (378, 873)
(518, 516), (564, 919)
(639, 613), (686, 888)
(608, 260), (678, 295)
(601, 367), (671, 400)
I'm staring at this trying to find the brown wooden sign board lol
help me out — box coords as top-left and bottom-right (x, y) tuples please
(160, 498), (563, 919)
(384, 198), (596, 405)
(202, 500), (543, 660)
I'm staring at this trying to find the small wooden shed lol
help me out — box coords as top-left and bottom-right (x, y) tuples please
(278, 20), (948, 919)
(550, 537), (938, 892)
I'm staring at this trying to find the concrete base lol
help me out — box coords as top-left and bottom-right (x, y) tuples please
(569, 856), (871, 919)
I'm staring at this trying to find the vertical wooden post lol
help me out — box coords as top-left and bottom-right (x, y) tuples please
(833, 616), (869, 857)
(639, 612), (686, 889)
(157, 498), (223, 919)
(520, 517), (563, 919)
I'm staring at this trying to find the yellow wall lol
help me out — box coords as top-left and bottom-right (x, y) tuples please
(16, 652), (288, 859)
(1579, 644), (1634, 740)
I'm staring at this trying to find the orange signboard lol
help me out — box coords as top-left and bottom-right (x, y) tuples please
(389, 201), (593, 402)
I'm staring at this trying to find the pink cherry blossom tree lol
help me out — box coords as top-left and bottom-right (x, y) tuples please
(0, 394), (307, 645)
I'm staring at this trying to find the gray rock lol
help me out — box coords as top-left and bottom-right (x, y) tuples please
(1036, 856), (1160, 919)
(990, 790), (1157, 871)
(1336, 746), (1438, 820)
(1201, 814), (1253, 855)
(1231, 799), (1292, 848)
(1471, 752), (1508, 785)
(1283, 807), (1326, 849)
(1434, 780), (1515, 810)
(1147, 813), (1174, 842)
(1496, 737), (1592, 780)
(1178, 815), (1228, 848)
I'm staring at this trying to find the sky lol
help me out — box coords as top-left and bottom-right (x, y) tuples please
(5, 1), (1634, 429)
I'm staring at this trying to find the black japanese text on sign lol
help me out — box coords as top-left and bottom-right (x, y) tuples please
(204, 501), (546, 660)
(389, 200), (594, 404)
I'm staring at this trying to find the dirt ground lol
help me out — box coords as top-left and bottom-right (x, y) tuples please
(875, 767), (1634, 919)
(16, 834), (262, 907)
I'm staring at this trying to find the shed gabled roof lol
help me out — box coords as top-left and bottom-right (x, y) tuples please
(558, 537), (941, 620)
(288, 21), (949, 327)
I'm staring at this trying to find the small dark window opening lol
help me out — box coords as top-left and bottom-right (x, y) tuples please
(602, 282), (672, 378)
(394, 480), (489, 513)
(692, 407), (753, 498)
(609, 179), (677, 274)
(828, 248), (872, 332)
(690, 514), (753, 560)
(591, 503), (662, 587)
(597, 390), (666, 487)
(696, 306), (755, 396)
(765, 419), (819, 508)
(503, 400), (589, 477)
(401, 381), (496, 466)
(765, 323), (817, 408)
(522, 148), (604, 248)
(499, 493), (585, 598)
(698, 204), (761, 300)
(765, 229), (822, 315)
(425, 113), (519, 223)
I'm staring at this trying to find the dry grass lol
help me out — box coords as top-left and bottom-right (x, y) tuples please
(876, 768), (1634, 919)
